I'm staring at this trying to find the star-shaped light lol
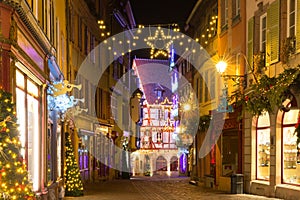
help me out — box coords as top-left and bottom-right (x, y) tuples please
(144, 27), (173, 58)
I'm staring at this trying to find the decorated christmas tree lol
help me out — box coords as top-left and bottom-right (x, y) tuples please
(0, 89), (35, 199)
(64, 131), (84, 196)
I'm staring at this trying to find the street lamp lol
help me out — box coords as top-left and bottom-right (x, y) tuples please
(216, 60), (227, 74)
(215, 54), (249, 113)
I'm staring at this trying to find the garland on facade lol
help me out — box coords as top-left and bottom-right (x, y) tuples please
(231, 65), (300, 144)
(232, 65), (300, 117)
(64, 132), (84, 197)
(0, 89), (35, 199)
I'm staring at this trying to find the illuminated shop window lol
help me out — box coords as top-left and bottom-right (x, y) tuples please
(282, 109), (300, 185)
(16, 69), (40, 191)
(257, 112), (270, 180)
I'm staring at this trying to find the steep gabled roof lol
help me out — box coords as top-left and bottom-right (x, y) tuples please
(133, 58), (173, 105)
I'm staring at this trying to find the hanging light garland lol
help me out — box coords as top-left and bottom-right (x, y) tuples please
(98, 19), (110, 37)
(102, 23), (202, 61)
(197, 15), (218, 45)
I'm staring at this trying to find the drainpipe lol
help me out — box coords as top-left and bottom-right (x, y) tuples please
(185, 0), (203, 31)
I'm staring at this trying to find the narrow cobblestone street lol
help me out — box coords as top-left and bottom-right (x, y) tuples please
(64, 176), (283, 200)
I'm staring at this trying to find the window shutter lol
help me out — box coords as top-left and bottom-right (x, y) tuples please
(247, 17), (254, 71)
(266, 0), (280, 64)
(296, 0), (300, 52)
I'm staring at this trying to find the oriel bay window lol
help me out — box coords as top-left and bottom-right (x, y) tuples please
(15, 68), (41, 191)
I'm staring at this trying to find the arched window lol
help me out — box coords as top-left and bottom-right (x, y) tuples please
(156, 156), (167, 171)
(170, 156), (178, 171)
(256, 112), (270, 180)
(282, 108), (299, 185)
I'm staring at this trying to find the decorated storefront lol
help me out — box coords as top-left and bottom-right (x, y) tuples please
(239, 66), (300, 198)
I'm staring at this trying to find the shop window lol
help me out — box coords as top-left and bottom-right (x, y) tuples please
(282, 109), (300, 185)
(156, 156), (167, 171)
(222, 131), (238, 176)
(15, 69), (41, 191)
(257, 112), (270, 180)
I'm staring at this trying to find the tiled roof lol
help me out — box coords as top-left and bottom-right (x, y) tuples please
(134, 58), (169, 66)
(133, 58), (173, 105)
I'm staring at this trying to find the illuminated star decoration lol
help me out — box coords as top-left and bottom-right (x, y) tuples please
(144, 26), (173, 59)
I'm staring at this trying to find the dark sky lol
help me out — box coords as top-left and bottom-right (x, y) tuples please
(129, 0), (198, 59)
(130, 0), (198, 27)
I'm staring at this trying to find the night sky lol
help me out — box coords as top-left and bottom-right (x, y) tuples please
(129, 0), (198, 59)
(130, 0), (198, 27)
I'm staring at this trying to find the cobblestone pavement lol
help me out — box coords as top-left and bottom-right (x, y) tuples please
(64, 176), (283, 200)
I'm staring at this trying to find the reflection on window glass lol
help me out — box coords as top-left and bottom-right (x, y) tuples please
(282, 109), (300, 185)
(16, 70), (25, 89)
(27, 79), (39, 97)
(257, 112), (270, 180)
(15, 69), (40, 191)
(27, 94), (39, 190)
(16, 88), (26, 157)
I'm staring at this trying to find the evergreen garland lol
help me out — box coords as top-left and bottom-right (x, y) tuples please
(232, 65), (300, 145)
(232, 65), (300, 117)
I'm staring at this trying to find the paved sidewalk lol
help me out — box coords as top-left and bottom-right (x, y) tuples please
(64, 176), (283, 200)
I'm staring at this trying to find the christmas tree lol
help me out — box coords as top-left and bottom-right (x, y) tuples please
(64, 131), (84, 196)
(0, 89), (35, 199)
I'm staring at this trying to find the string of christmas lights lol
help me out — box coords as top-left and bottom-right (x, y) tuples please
(64, 132), (84, 197)
(0, 89), (35, 199)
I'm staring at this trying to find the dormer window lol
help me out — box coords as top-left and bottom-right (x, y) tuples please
(154, 84), (165, 99)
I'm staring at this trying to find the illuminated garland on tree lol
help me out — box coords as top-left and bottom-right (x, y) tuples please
(0, 89), (35, 199)
(64, 132), (84, 197)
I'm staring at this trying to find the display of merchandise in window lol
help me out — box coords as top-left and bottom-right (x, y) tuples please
(282, 109), (300, 185)
(256, 112), (270, 181)
(258, 130), (270, 167)
(283, 128), (297, 169)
